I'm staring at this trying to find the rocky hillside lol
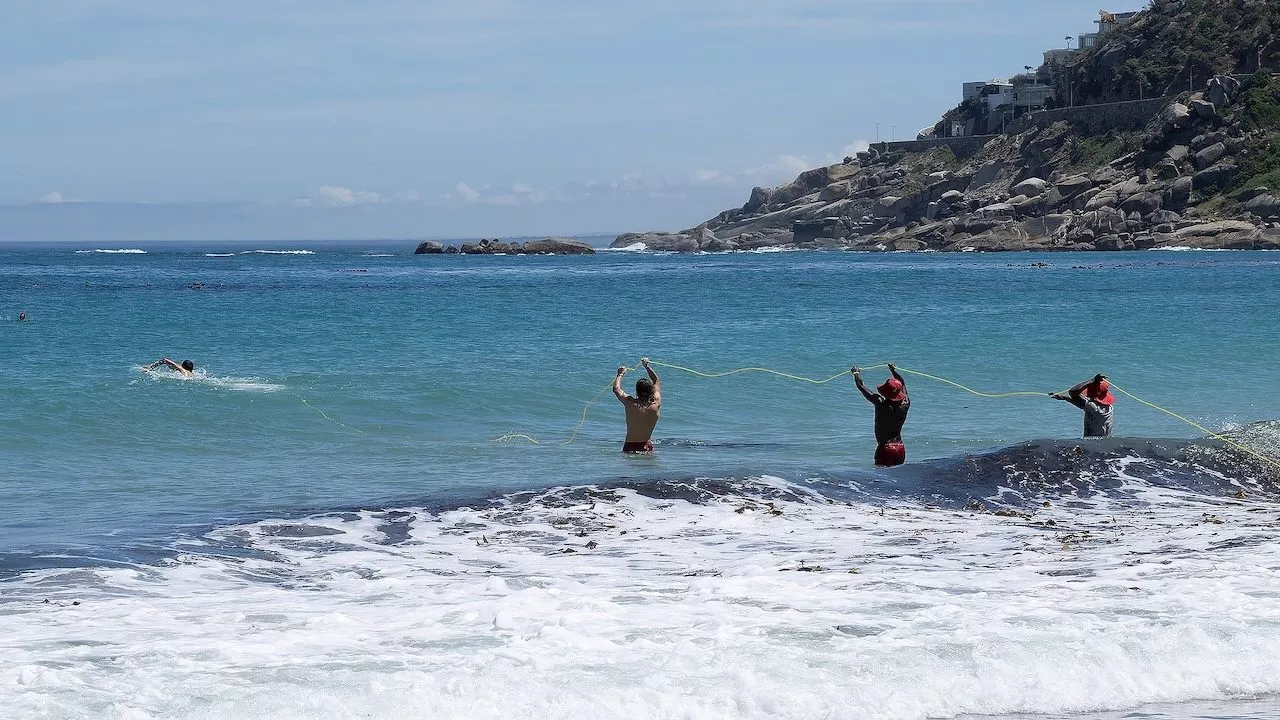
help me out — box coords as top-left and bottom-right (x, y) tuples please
(615, 1), (1280, 252)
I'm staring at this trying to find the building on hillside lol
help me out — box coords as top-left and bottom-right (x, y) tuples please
(1043, 48), (1077, 67)
(1096, 10), (1139, 36)
(963, 80), (1007, 102)
(1011, 73), (1055, 112)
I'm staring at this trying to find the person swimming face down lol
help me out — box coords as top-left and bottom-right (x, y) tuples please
(181, 360), (194, 373)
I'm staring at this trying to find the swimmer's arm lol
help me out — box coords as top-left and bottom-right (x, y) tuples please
(612, 366), (630, 403)
(144, 358), (177, 371)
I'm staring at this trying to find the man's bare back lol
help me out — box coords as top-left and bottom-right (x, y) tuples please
(613, 358), (662, 452)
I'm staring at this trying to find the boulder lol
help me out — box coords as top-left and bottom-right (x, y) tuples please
(1172, 220), (1262, 249)
(1243, 194), (1280, 219)
(1120, 192), (1162, 217)
(1189, 98), (1217, 121)
(940, 190), (966, 203)
(1191, 132), (1225, 152)
(1072, 188), (1102, 211)
(1194, 142), (1227, 170)
(1207, 80), (1227, 110)
(460, 239), (518, 254)
(1147, 209), (1181, 225)
(611, 232), (697, 252)
(744, 186), (772, 212)
(413, 240), (447, 254)
(702, 238), (737, 252)
(1192, 163), (1238, 190)
(1166, 146), (1190, 163)
(1012, 177), (1050, 198)
(820, 181), (854, 202)
(1055, 175), (1093, 198)
(1161, 103), (1192, 133)
(522, 238), (596, 255)
(952, 222), (1037, 251)
(444, 245), (460, 255)
(873, 195), (906, 219)
(1069, 207), (1126, 242)
(1236, 187), (1271, 202)
(1167, 176), (1194, 209)
(1095, 235), (1135, 251)
(1085, 191), (1120, 211)
(1154, 160), (1180, 180)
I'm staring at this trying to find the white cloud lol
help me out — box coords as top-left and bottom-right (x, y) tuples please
(455, 182), (481, 203)
(37, 191), (65, 204)
(314, 185), (385, 206)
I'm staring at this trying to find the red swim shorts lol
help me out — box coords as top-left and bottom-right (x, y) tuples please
(875, 441), (906, 467)
(622, 440), (654, 453)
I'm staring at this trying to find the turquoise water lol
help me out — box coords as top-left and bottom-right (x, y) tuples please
(3, 243), (1280, 719)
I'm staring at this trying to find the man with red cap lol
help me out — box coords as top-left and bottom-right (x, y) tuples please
(1051, 373), (1115, 438)
(851, 363), (911, 467)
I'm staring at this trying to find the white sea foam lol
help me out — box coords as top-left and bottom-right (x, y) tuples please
(3, 468), (1280, 719)
(240, 249), (316, 255)
(608, 242), (649, 252)
(73, 248), (147, 254)
(1150, 247), (1234, 252)
(204, 253), (235, 258)
(363, 253), (395, 257)
(137, 366), (283, 393)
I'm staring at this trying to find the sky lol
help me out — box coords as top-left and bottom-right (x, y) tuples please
(0, 0), (1125, 242)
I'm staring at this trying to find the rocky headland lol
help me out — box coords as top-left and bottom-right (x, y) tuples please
(615, 0), (1280, 253)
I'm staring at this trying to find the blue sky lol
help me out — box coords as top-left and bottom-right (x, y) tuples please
(1, 0), (1124, 241)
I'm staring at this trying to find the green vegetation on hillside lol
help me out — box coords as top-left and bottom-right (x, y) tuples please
(1073, 0), (1279, 104)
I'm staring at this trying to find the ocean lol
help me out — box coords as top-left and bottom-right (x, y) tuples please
(2, 241), (1279, 720)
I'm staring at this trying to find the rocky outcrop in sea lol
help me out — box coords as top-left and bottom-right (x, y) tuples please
(415, 238), (595, 255)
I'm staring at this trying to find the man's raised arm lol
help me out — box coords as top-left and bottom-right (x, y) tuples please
(851, 367), (879, 405)
(641, 357), (660, 403)
(612, 366), (629, 403)
(888, 363), (906, 388)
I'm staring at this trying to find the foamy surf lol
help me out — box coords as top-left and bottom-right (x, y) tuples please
(240, 249), (316, 255)
(204, 253), (235, 258)
(4, 458), (1280, 720)
(73, 248), (147, 254)
(136, 366), (283, 393)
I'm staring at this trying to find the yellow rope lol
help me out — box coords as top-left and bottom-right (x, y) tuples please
(1109, 383), (1280, 470)
(495, 361), (1280, 470)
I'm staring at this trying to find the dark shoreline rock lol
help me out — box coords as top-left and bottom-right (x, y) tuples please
(414, 237), (597, 256)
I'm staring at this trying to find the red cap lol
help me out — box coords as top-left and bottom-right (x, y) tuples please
(878, 378), (905, 402)
(1087, 379), (1115, 406)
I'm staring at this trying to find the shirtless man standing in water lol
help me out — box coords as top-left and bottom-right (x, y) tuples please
(613, 358), (661, 453)
(852, 364), (911, 467)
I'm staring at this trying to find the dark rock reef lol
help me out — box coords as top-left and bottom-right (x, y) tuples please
(415, 238), (596, 255)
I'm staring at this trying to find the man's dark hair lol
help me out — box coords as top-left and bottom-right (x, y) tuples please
(635, 378), (654, 403)
(181, 360), (194, 372)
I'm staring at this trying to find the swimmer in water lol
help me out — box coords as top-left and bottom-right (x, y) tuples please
(613, 357), (661, 453)
(852, 364), (911, 467)
(17, 312), (26, 321)
(145, 358), (195, 376)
